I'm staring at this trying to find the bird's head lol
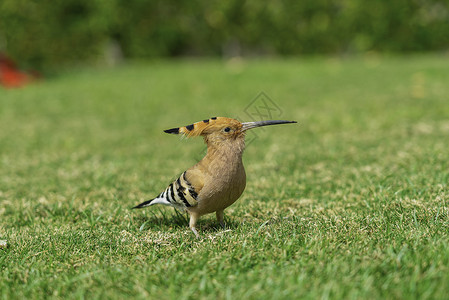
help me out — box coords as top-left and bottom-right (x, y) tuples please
(164, 117), (296, 146)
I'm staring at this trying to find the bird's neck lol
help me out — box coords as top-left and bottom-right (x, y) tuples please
(206, 138), (245, 159)
(199, 138), (245, 173)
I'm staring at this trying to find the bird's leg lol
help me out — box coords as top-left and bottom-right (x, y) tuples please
(189, 213), (200, 238)
(216, 210), (225, 229)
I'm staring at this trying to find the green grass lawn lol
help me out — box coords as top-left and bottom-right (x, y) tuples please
(1, 55), (449, 299)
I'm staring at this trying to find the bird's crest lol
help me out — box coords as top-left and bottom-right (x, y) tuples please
(164, 117), (242, 137)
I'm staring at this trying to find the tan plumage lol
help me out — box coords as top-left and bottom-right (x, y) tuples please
(133, 117), (296, 237)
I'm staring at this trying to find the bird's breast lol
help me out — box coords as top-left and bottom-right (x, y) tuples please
(193, 156), (246, 214)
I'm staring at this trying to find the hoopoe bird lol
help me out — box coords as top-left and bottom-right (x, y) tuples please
(133, 117), (296, 237)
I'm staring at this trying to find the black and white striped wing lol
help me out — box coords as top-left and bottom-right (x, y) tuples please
(133, 171), (199, 210)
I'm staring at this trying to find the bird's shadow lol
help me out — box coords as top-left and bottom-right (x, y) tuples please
(134, 208), (241, 233)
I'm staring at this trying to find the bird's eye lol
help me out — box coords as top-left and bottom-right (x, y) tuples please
(224, 127), (231, 132)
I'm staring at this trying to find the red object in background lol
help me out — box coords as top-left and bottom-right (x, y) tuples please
(0, 53), (40, 88)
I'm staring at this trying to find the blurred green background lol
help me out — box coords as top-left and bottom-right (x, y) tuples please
(1, 0), (448, 70)
(2, 1), (449, 298)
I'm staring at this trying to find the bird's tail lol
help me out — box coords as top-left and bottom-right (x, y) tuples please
(132, 190), (181, 209)
(132, 198), (155, 209)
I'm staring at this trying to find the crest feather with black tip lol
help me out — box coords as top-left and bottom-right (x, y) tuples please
(164, 117), (241, 138)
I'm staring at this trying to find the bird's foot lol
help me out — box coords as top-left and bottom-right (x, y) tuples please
(216, 210), (226, 230)
(190, 226), (200, 239)
(219, 220), (226, 230)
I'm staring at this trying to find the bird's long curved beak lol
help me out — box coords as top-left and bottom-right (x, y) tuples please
(241, 120), (297, 131)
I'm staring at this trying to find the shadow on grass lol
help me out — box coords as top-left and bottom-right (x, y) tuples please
(134, 208), (241, 233)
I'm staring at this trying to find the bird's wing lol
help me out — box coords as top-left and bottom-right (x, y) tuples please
(183, 168), (204, 197)
(133, 169), (204, 209)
